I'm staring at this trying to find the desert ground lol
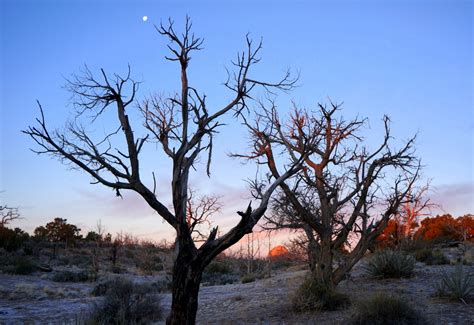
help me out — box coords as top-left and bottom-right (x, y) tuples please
(0, 245), (473, 324)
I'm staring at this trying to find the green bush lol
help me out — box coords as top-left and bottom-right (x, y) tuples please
(292, 277), (350, 312)
(0, 227), (29, 252)
(137, 253), (163, 275)
(201, 272), (238, 286)
(5, 256), (36, 275)
(52, 270), (89, 282)
(240, 273), (256, 284)
(435, 265), (473, 303)
(205, 261), (233, 274)
(110, 264), (126, 274)
(414, 248), (449, 265)
(364, 250), (415, 278)
(414, 248), (432, 262)
(92, 277), (172, 296)
(427, 249), (449, 265)
(89, 277), (162, 324)
(350, 292), (426, 324)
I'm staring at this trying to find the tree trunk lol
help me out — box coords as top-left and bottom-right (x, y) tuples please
(312, 235), (334, 288)
(166, 246), (203, 325)
(304, 227), (319, 275)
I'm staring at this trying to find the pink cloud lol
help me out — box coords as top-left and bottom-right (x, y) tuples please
(429, 181), (474, 216)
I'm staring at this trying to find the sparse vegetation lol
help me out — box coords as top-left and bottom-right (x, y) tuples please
(364, 250), (415, 278)
(52, 270), (90, 282)
(434, 265), (474, 303)
(240, 273), (257, 284)
(136, 251), (164, 275)
(88, 277), (162, 324)
(350, 292), (426, 325)
(201, 259), (240, 286)
(3, 255), (37, 275)
(414, 248), (449, 265)
(92, 276), (172, 297)
(205, 261), (233, 275)
(292, 277), (350, 312)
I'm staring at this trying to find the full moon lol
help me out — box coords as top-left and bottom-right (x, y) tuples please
(142, 16), (148, 22)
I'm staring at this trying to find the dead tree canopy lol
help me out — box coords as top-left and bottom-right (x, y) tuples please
(240, 99), (419, 287)
(0, 204), (20, 228)
(395, 177), (437, 238)
(186, 189), (220, 242)
(23, 17), (309, 325)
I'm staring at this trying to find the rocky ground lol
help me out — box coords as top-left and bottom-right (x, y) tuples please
(0, 252), (473, 324)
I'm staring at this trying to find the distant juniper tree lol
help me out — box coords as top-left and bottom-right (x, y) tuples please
(34, 217), (82, 248)
(23, 18), (311, 324)
(239, 101), (419, 287)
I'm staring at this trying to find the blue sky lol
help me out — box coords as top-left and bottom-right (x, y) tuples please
(1, 0), (472, 241)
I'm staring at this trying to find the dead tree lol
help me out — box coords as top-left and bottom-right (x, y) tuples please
(23, 17), (307, 324)
(396, 177), (436, 239)
(186, 189), (220, 242)
(0, 205), (20, 228)
(263, 188), (322, 272)
(240, 100), (419, 288)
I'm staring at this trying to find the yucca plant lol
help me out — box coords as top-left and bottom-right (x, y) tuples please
(364, 250), (415, 279)
(435, 265), (474, 303)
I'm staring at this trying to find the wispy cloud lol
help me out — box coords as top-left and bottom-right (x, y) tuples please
(429, 181), (474, 216)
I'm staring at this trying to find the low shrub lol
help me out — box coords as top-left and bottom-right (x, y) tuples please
(137, 253), (164, 275)
(434, 265), (473, 303)
(11, 283), (38, 300)
(292, 277), (350, 312)
(124, 248), (135, 259)
(0, 227), (29, 252)
(92, 277), (172, 296)
(201, 272), (239, 286)
(146, 278), (172, 293)
(426, 249), (449, 265)
(414, 248), (432, 262)
(89, 277), (162, 324)
(205, 261), (233, 274)
(110, 264), (126, 274)
(240, 273), (256, 284)
(350, 292), (426, 324)
(364, 250), (415, 278)
(52, 270), (89, 282)
(4, 256), (36, 275)
(414, 248), (449, 265)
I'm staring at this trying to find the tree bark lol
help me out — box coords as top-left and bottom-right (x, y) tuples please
(312, 234), (334, 287)
(304, 227), (319, 274)
(166, 244), (203, 325)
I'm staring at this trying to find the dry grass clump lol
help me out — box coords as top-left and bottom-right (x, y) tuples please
(350, 292), (426, 325)
(292, 277), (350, 312)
